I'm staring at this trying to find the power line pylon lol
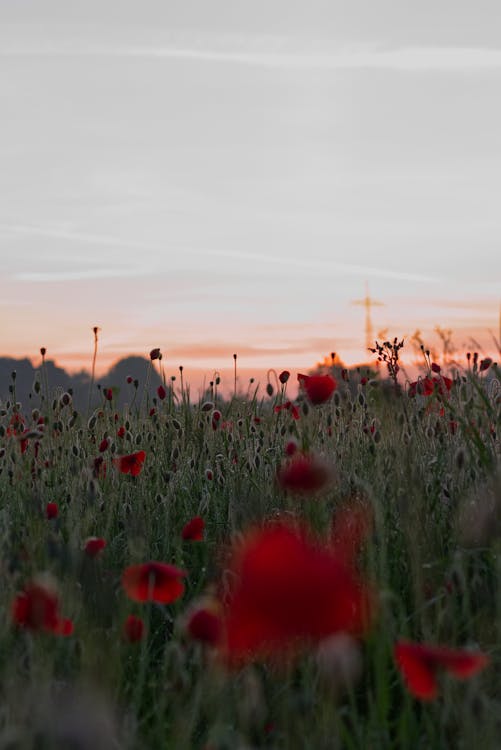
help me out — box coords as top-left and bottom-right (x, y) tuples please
(352, 283), (384, 353)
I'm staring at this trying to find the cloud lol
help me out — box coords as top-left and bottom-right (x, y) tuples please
(2, 43), (501, 71)
(3, 223), (438, 285)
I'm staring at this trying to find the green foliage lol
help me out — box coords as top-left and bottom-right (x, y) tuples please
(0, 362), (499, 749)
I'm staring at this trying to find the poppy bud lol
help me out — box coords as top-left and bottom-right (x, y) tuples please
(279, 370), (290, 384)
(157, 385), (166, 400)
(266, 383), (274, 397)
(150, 348), (161, 360)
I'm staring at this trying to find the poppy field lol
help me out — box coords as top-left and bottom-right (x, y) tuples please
(0, 346), (500, 749)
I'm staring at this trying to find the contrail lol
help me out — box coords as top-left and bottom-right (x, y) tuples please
(1, 222), (439, 284)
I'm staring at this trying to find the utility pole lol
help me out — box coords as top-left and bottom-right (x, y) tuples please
(352, 283), (384, 354)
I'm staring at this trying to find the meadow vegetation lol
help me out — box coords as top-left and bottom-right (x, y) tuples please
(0, 344), (499, 749)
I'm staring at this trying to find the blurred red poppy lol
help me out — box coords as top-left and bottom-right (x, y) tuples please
(221, 522), (373, 664)
(12, 580), (73, 636)
(182, 516), (205, 542)
(84, 537), (107, 557)
(123, 614), (146, 643)
(113, 450), (146, 477)
(186, 606), (223, 646)
(409, 376), (453, 398)
(277, 452), (332, 494)
(122, 562), (187, 604)
(46, 502), (58, 520)
(157, 385), (167, 400)
(394, 640), (489, 700)
(297, 373), (336, 405)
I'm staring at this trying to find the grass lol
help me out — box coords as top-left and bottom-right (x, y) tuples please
(0, 356), (499, 749)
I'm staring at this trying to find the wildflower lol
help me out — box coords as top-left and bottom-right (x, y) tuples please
(150, 348), (161, 360)
(84, 537), (106, 558)
(98, 437), (109, 453)
(277, 452), (333, 494)
(113, 450), (146, 477)
(186, 600), (223, 646)
(480, 358), (492, 372)
(122, 562), (187, 604)
(123, 614), (146, 643)
(103, 388), (113, 402)
(157, 384), (166, 400)
(297, 373), (336, 405)
(46, 502), (59, 520)
(394, 640), (489, 700)
(221, 521), (373, 664)
(117, 425), (125, 438)
(182, 516), (205, 542)
(211, 410), (222, 430)
(285, 440), (298, 457)
(279, 370), (290, 384)
(409, 376), (453, 398)
(12, 578), (73, 636)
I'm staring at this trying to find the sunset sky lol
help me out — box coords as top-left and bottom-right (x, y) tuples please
(0, 1), (499, 392)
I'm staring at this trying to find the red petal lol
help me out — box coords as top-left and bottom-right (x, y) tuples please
(182, 516), (205, 541)
(122, 562), (186, 604)
(123, 614), (146, 642)
(187, 608), (223, 645)
(222, 523), (372, 664)
(394, 642), (438, 700)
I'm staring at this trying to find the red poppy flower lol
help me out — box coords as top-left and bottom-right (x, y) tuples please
(117, 425), (126, 438)
(113, 450), (146, 477)
(157, 385), (167, 400)
(221, 522), (373, 664)
(297, 373), (337, 405)
(394, 640), (489, 701)
(46, 502), (58, 520)
(122, 562), (187, 604)
(103, 388), (113, 401)
(84, 537), (107, 557)
(186, 606), (223, 646)
(98, 437), (109, 453)
(277, 452), (333, 494)
(182, 516), (205, 542)
(123, 614), (146, 643)
(12, 580), (73, 636)
(480, 358), (492, 372)
(409, 376), (453, 398)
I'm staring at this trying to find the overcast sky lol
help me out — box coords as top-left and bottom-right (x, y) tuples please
(0, 1), (499, 385)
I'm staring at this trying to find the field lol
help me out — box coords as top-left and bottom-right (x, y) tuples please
(0, 348), (499, 749)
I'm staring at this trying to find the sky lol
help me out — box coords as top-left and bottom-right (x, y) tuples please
(0, 1), (500, 391)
